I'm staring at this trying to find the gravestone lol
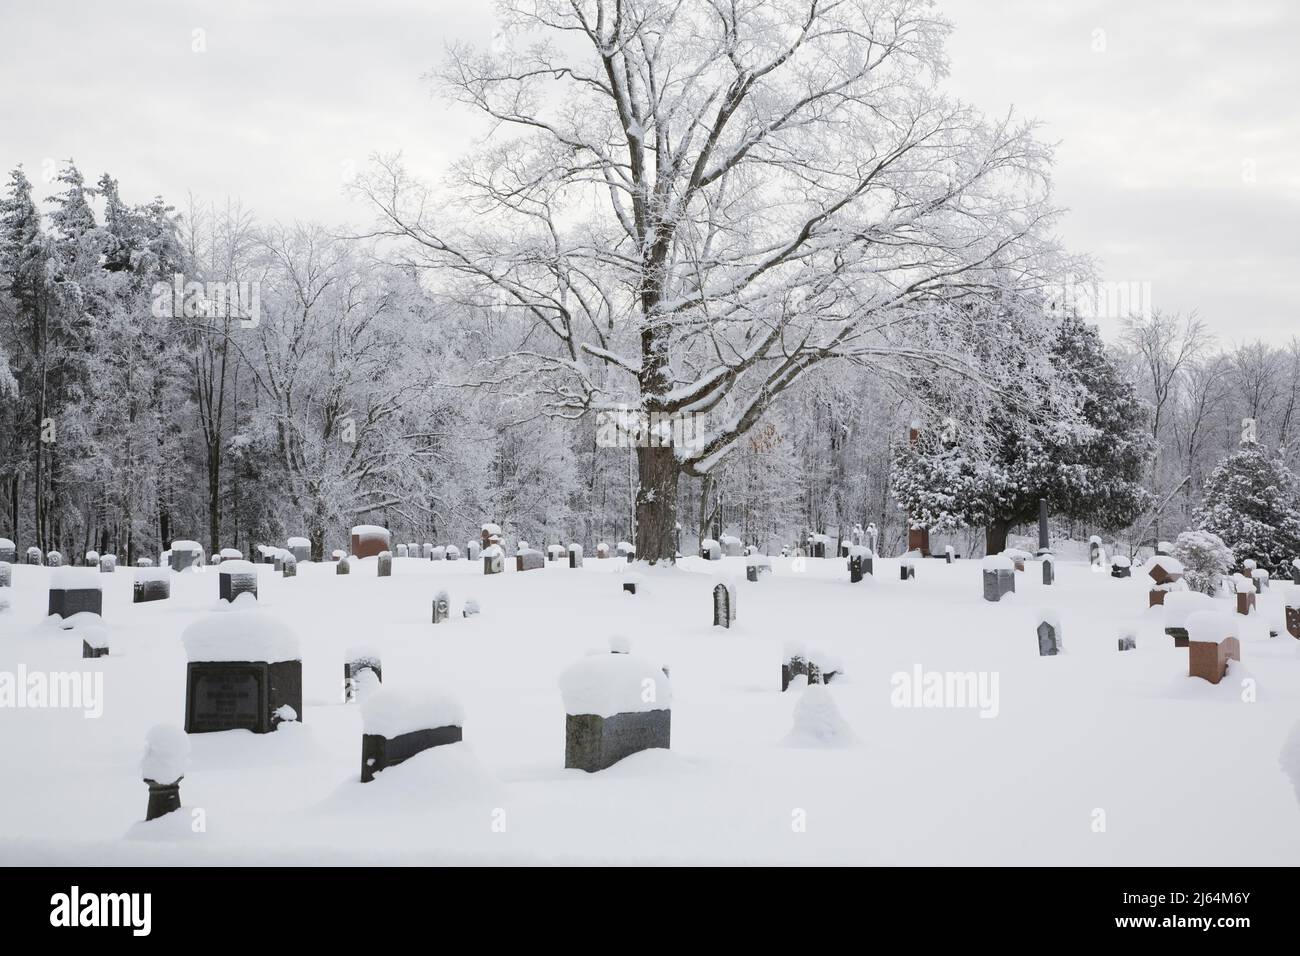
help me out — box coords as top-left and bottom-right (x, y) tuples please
(1285, 603), (1299, 639)
(944, 545), (955, 564)
(219, 548), (243, 563)
(1163, 591), (1213, 647)
(133, 568), (171, 603)
(596, 542), (610, 559)
(462, 598), (480, 618)
(46, 550), (63, 568)
(745, 555), (771, 582)
(84, 550), (99, 567)
(560, 654), (671, 773)
(1146, 555), (1185, 587)
(82, 626), (109, 659)
(141, 726), (188, 822)
(847, 547), (873, 583)
(720, 536), (742, 557)
(1253, 569), (1269, 593)
(622, 573), (642, 595)
(377, 551), (393, 577)
(336, 556), (351, 575)
(431, 546), (446, 561)
(483, 546), (504, 575)
(547, 545), (565, 562)
(1117, 632), (1137, 652)
(900, 559), (916, 581)
(360, 689), (464, 782)
(136, 557), (153, 567)
(700, 539), (721, 561)
(1088, 536), (1103, 568)
(98, 554), (116, 573)
(396, 544), (409, 558)
(350, 525), (391, 560)
(1235, 583), (1255, 616)
(445, 545), (459, 561)
(0, 561), (10, 590)
(169, 541), (204, 572)
(1041, 553), (1055, 585)
(344, 650), (382, 703)
(25, 546), (41, 565)
(616, 541), (635, 561)
(1036, 498), (1050, 556)
(1186, 611), (1241, 685)
(515, 548), (545, 572)
(432, 590), (450, 624)
(866, 523), (879, 555)
(330, 549), (345, 562)
(422, 543), (433, 559)
(1036, 617), (1063, 656)
(48, 568), (103, 620)
(466, 541), (481, 562)
(218, 561), (258, 603)
(1291, 558), (1300, 585)
(1110, 557), (1131, 578)
(288, 537), (311, 563)
(712, 582), (736, 628)
(210, 554), (223, 566)
(982, 557), (1015, 602)
(182, 610), (302, 734)
(568, 543), (584, 568)
(0, 538), (14, 564)
(281, 554), (297, 578)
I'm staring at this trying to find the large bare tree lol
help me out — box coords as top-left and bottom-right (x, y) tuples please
(357, 0), (1056, 561)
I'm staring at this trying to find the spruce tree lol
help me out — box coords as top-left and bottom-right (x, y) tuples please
(1195, 438), (1300, 573)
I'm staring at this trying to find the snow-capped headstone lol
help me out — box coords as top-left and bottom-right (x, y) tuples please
(46, 550), (63, 568)
(616, 541), (635, 562)
(330, 549), (345, 562)
(136, 556), (153, 567)
(1089, 536), (1104, 569)
(182, 604), (302, 734)
(344, 648), (382, 704)
(421, 542), (433, 559)
(336, 555), (351, 575)
(25, 546), (41, 566)
(1186, 611), (1241, 685)
(700, 538), (720, 561)
(712, 581), (736, 628)
(169, 540), (203, 572)
(445, 545), (459, 561)
(84, 549), (99, 567)
(395, 543), (409, 558)
(482, 544), (503, 575)
(1232, 574), (1255, 615)
(1286, 595), (1300, 639)
(48, 567), (103, 621)
(547, 545), (565, 562)
(560, 653), (671, 772)
(1253, 568), (1269, 593)
(1036, 613), (1063, 657)
(287, 537), (311, 563)
(462, 597), (480, 618)
(847, 546), (872, 583)
(944, 545), (955, 564)
(361, 688), (464, 783)
(1003, 548), (1029, 572)
(1110, 555), (1131, 578)
(141, 725), (189, 821)
(568, 543), (584, 568)
(98, 554), (116, 573)
(1117, 628), (1137, 652)
(377, 551), (393, 577)
(218, 560), (258, 603)
(745, 554), (771, 582)
(900, 558), (916, 581)
(596, 542), (610, 559)
(982, 555), (1015, 602)
(1163, 591), (1215, 647)
(350, 525), (391, 560)
(1145, 555), (1184, 586)
(720, 535), (742, 557)
(281, 553), (297, 578)
(0, 538), (15, 563)
(515, 548), (545, 572)
(622, 572), (643, 595)
(82, 625), (110, 659)
(1041, 552), (1055, 585)
(432, 589), (450, 624)
(132, 567), (170, 603)
(466, 540), (481, 561)
(0, 562), (10, 590)
(866, 523), (879, 555)
(481, 523), (502, 553)
(431, 545), (446, 561)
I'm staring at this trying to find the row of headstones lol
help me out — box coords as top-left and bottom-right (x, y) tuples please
(1, 546), (120, 571)
(846, 549), (931, 583)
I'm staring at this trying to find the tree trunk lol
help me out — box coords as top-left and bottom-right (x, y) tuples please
(634, 444), (680, 564)
(985, 519), (1011, 557)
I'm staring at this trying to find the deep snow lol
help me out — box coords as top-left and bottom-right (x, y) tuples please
(1, 549), (1298, 865)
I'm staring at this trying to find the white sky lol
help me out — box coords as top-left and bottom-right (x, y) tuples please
(2, 0), (1297, 344)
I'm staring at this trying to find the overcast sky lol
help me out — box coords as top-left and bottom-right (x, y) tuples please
(3, 0), (1296, 345)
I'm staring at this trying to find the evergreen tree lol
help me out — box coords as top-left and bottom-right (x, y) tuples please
(1195, 438), (1300, 572)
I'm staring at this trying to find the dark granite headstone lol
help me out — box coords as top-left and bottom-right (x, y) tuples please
(712, 582), (735, 628)
(515, 550), (545, 572)
(564, 709), (670, 772)
(900, 562), (916, 581)
(1041, 556), (1055, 585)
(184, 659), (302, 734)
(82, 640), (109, 658)
(1165, 626), (1190, 648)
(282, 555), (297, 578)
(982, 569), (1015, 602)
(377, 552), (392, 577)
(218, 570), (258, 603)
(569, 544), (583, 568)
(145, 779), (182, 821)
(484, 551), (503, 575)
(133, 577), (170, 603)
(361, 725), (462, 783)
(343, 656), (382, 703)
(1037, 620), (1062, 656)
(48, 587), (102, 619)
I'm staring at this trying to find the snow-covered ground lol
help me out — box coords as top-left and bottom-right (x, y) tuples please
(1, 553), (1298, 865)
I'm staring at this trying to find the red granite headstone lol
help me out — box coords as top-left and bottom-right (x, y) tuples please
(1188, 636), (1240, 685)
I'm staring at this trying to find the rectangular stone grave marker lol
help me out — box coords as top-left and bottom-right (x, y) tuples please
(569, 544), (583, 568)
(184, 660), (302, 734)
(982, 568), (1015, 602)
(712, 582), (736, 628)
(515, 549), (545, 572)
(1037, 619), (1063, 656)
(565, 710), (670, 773)
(1189, 636), (1240, 685)
(362, 726), (463, 783)
(377, 552), (392, 577)
(218, 567), (258, 603)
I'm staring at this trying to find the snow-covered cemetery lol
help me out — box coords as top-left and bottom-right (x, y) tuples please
(2, 0), (1299, 879)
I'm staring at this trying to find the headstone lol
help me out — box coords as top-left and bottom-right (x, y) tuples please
(330, 549), (345, 562)
(84, 550), (100, 567)
(182, 609), (302, 734)
(1110, 556), (1131, 578)
(1291, 558), (1300, 585)
(712, 581), (736, 628)
(444, 545), (459, 561)
(720, 535), (742, 557)
(430, 545), (446, 561)
(407, 542), (418, 559)
(169, 541), (204, 572)
(132, 568), (170, 603)
(616, 541), (635, 562)
(82, 625), (110, 659)
(944, 545), (955, 564)
(1189, 633), (1241, 685)
(1088, 536), (1103, 569)
(1145, 555), (1185, 586)
(847, 546), (873, 583)
(288, 537), (311, 563)
(377, 551), (393, 577)
(219, 548), (244, 563)
(1285, 601), (1300, 639)
(1148, 588), (1169, 608)
(865, 523), (879, 555)
(25, 546), (41, 566)
(1156, 540), (1173, 556)
(1036, 616), (1063, 656)
(568, 543), (584, 568)
(344, 649), (382, 703)
(462, 598), (480, 618)
(982, 556), (1015, 602)
(1253, 569), (1269, 593)
(336, 556), (351, 575)
(1041, 553), (1055, 585)
(700, 539), (721, 561)
(141, 726), (188, 822)
(395, 543), (409, 558)
(515, 548), (545, 572)
(281, 554), (297, 578)
(350, 525), (391, 560)
(0, 562), (10, 590)
(547, 545), (565, 562)
(421, 543), (433, 559)
(1236, 590), (1255, 616)
(481, 523), (502, 554)
(483, 546), (504, 575)
(46, 550), (63, 568)
(1163, 591), (1214, 647)
(218, 561), (258, 603)
(1004, 549), (1028, 572)
(136, 557), (153, 567)
(560, 654), (671, 772)
(466, 541), (481, 562)
(432, 590), (450, 624)
(900, 559), (916, 581)
(359, 688), (464, 782)
(0, 538), (15, 564)
(1117, 631), (1137, 652)
(622, 572), (642, 595)
(808, 534), (828, 559)
(745, 554), (771, 582)
(98, 554), (116, 573)
(596, 542), (610, 559)
(48, 568), (103, 620)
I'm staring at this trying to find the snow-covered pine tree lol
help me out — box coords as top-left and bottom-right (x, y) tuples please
(893, 310), (1150, 555)
(1195, 437), (1300, 572)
